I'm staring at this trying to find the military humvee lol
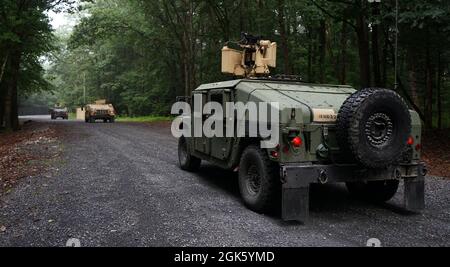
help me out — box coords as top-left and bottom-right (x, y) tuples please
(50, 107), (68, 120)
(176, 33), (426, 222)
(85, 100), (116, 123)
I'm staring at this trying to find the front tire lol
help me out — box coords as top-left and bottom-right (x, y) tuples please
(346, 180), (399, 203)
(238, 145), (279, 213)
(178, 137), (201, 172)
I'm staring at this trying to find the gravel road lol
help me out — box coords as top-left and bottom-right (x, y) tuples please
(0, 117), (449, 247)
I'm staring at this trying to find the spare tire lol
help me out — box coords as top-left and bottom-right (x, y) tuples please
(336, 88), (411, 168)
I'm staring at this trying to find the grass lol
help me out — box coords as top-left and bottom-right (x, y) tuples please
(116, 115), (173, 123)
(68, 113), (77, 120)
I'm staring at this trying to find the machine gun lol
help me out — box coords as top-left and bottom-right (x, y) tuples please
(221, 33), (277, 78)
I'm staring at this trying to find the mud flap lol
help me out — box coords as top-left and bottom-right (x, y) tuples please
(404, 164), (426, 212)
(281, 185), (310, 223)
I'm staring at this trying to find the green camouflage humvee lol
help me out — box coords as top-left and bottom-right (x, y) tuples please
(176, 34), (426, 222)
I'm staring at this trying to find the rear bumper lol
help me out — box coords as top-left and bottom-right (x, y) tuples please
(280, 162), (426, 223)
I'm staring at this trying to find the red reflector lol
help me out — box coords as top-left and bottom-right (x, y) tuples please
(270, 151), (279, 158)
(415, 144), (422, 151)
(292, 136), (303, 147)
(407, 137), (414, 146)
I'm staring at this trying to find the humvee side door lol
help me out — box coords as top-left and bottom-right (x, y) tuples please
(192, 92), (210, 155)
(208, 89), (233, 161)
(192, 89), (233, 161)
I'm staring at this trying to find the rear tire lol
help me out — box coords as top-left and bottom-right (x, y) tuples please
(178, 137), (201, 172)
(238, 145), (279, 213)
(346, 180), (399, 203)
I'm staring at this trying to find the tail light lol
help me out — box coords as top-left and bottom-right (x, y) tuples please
(407, 136), (414, 146)
(291, 136), (303, 147)
(270, 151), (279, 158)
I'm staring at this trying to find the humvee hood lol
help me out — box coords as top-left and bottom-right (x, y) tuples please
(86, 104), (112, 110)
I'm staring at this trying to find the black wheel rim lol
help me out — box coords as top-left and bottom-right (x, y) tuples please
(365, 112), (394, 147)
(245, 165), (261, 196)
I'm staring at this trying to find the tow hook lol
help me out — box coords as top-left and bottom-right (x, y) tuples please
(318, 169), (328, 184)
(394, 168), (402, 180)
(280, 167), (287, 184)
(420, 164), (428, 177)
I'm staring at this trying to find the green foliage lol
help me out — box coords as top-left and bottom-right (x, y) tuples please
(45, 0), (450, 128)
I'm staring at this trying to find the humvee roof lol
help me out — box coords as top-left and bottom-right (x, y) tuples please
(195, 79), (354, 90)
(194, 79), (354, 93)
(194, 79), (356, 113)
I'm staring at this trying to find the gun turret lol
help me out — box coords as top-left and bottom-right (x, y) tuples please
(222, 33), (277, 78)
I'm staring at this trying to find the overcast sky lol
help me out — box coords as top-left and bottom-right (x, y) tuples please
(48, 10), (78, 30)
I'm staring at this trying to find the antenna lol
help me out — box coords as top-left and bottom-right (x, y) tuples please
(394, 0), (399, 90)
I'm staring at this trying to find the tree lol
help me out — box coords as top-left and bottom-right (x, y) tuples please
(0, 0), (76, 131)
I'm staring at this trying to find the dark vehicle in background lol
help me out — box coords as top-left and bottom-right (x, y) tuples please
(50, 107), (69, 120)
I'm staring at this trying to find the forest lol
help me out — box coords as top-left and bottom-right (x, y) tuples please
(0, 0), (449, 131)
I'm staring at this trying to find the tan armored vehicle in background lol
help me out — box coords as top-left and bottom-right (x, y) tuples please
(85, 99), (116, 123)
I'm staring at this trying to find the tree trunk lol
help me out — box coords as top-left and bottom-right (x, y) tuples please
(0, 53), (5, 127)
(188, 0), (196, 93)
(407, 46), (419, 108)
(425, 32), (434, 128)
(339, 21), (348, 84)
(3, 48), (21, 131)
(385, 36), (425, 122)
(371, 3), (381, 87)
(0, 82), (4, 128)
(318, 20), (326, 83)
(355, 14), (371, 88)
(183, 49), (189, 97)
(437, 48), (442, 129)
(307, 29), (313, 82)
(381, 30), (388, 87)
(0, 53), (8, 85)
(277, 0), (291, 75)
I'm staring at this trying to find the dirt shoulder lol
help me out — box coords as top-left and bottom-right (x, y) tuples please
(422, 129), (450, 178)
(0, 121), (63, 195)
